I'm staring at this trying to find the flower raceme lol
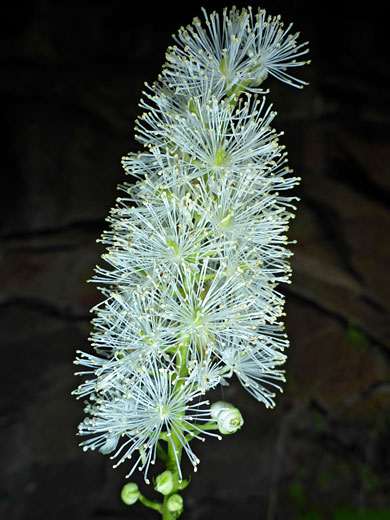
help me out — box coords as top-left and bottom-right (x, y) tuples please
(74, 5), (309, 514)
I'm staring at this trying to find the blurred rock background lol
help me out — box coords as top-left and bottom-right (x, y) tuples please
(1, 1), (389, 519)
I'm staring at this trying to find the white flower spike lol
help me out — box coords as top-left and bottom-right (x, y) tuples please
(74, 6), (309, 518)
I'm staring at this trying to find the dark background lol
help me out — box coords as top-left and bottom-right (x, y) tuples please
(1, 1), (389, 519)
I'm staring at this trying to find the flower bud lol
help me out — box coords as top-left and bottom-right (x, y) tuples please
(210, 401), (244, 434)
(120, 483), (140, 505)
(155, 470), (174, 495)
(210, 401), (231, 420)
(167, 493), (183, 513)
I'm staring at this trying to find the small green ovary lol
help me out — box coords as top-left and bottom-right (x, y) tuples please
(166, 237), (180, 255)
(220, 212), (233, 228)
(214, 147), (228, 167)
(157, 404), (169, 421)
(192, 307), (203, 327)
(219, 57), (228, 77)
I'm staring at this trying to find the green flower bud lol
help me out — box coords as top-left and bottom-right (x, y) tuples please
(120, 482), (140, 505)
(167, 493), (183, 513)
(210, 401), (244, 434)
(155, 470), (174, 495)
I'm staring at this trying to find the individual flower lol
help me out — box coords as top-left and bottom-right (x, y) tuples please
(134, 94), (280, 176)
(186, 352), (224, 393)
(77, 361), (220, 483)
(163, 6), (310, 95)
(246, 8), (311, 88)
(100, 195), (222, 278)
(84, 288), (178, 362)
(121, 147), (208, 220)
(218, 333), (287, 408)
(136, 74), (226, 136)
(160, 259), (269, 361)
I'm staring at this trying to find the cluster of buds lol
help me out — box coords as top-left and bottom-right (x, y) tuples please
(73, 5), (308, 518)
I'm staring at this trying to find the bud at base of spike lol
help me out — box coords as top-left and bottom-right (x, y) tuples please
(210, 401), (244, 434)
(155, 470), (174, 495)
(121, 483), (140, 505)
(167, 493), (183, 513)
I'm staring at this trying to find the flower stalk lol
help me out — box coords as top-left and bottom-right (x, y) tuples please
(73, 5), (309, 518)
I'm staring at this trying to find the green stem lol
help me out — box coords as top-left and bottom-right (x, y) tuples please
(156, 441), (168, 462)
(139, 494), (163, 513)
(178, 336), (190, 379)
(159, 334), (191, 518)
(185, 421), (220, 442)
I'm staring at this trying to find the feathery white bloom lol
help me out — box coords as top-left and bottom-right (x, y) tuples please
(218, 333), (287, 408)
(78, 361), (220, 483)
(163, 6), (309, 94)
(136, 74), (225, 135)
(87, 288), (178, 359)
(75, 5), (309, 488)
(187, 355), (223, 393)
(102, 198), (228, 279)
(135, 94), (279, 174)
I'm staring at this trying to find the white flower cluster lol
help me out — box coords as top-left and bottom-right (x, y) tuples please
(74, 6), (309, 484)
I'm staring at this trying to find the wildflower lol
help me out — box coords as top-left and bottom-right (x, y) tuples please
(99, 196), (221, 278)
(186, 355), (223, 393)
(163, 6), (310, 95)
(85, 288), (178, 361)
(74, 7), (309, 512)
(218, 334), (287, 408)
(135, 93), (280, 174)
(77, 361), (219, 483)
(161, 260), (269, 359)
